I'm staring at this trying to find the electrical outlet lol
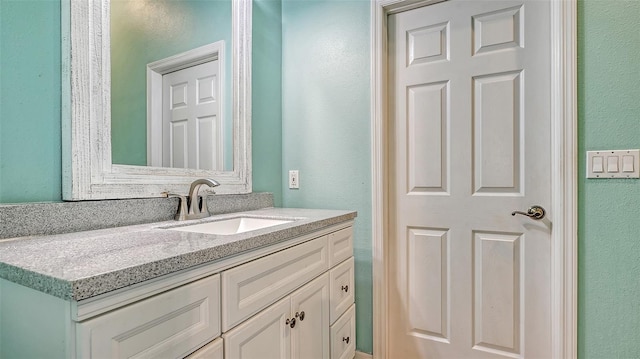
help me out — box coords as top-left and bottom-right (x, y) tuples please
(289, 170), (299, 189)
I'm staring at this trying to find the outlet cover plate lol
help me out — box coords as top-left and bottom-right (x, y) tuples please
(289, 170), (299, 189)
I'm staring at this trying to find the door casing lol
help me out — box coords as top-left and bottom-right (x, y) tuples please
(370, 0), (578, 357)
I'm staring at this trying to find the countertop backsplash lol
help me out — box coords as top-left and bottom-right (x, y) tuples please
(0, 192), (274, 240)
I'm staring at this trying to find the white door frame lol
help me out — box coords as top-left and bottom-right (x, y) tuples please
(147, 41), (225, 167)
(370, 0), (578, 358)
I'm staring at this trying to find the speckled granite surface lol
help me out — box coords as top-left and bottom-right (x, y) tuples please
(0, 193), (274, 239)
(0, 208), (356, 301)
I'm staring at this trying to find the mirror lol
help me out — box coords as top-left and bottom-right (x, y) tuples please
(62, 0), (251, 200)
(110, 0), (233, 171)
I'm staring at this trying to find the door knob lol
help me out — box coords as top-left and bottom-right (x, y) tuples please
(511, 205), (546, 220)
(285, 318), (296, 328)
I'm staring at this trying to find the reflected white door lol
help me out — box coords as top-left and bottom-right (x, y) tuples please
(388, 0), (552, 358)
(162, 60), (222, 170)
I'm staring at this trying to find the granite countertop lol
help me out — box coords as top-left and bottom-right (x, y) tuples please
(0, 208), (356, 302)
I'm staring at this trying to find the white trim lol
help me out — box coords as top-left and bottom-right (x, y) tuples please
(549, 0), (579, 357)
(370, 0), (578, 358)
(62, 0), (252, 200)
(146, 41), (225, 169)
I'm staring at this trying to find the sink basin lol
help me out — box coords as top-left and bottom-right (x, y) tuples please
(168, 216), (294, 235)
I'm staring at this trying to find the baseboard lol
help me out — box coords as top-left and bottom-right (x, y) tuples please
(356, 351), (373, 359)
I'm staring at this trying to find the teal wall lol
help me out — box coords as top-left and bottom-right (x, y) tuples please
(252, 0), (283, 206)
(280, 0), (372, 352)
(110, 0), (233, 169)
(0, 0), (62, 203)
(2, 0), (640, 357)
(577, 0), (640, 357)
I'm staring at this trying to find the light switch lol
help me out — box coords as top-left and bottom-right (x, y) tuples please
(607, 156), (619, 173)
(587, 149), (640, 178)
(622, 155), (634, 173)
(592, 156), (604, 173)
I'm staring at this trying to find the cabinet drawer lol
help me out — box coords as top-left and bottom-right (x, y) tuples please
(330, 304), (356, 359)
(328, 227), (353, 267)
(222, 235), (329, 331)
(186, 337), (223, 359)
(77, 274), (220, 359)
(330, 257), (355, 324)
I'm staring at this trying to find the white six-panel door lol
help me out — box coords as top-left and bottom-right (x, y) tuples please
(162, 60), (222, 170)
(388, 0), (552, 357)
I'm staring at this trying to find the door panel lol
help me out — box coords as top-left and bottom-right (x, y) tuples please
(407, 228), (449, 341)
(472, 71), (523, 194)
(407, 81), (449, 193)
(388, 1), (552, 357)
(473, 231), (522, 355)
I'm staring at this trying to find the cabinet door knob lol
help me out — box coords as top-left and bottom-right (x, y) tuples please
(341, 285), (349, 293)
(295, 311), (305, 321)
(285, 318), (296, 328)
(342, 336), (350, 344)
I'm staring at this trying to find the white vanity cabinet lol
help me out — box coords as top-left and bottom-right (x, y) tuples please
(0, 220), (355, 359)
(221, 225), (355, 359)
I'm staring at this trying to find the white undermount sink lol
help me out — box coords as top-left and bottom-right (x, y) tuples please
(168, 216), (294, 235)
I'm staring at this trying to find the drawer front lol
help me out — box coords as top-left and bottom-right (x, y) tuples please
(329, 257), (355, 324)
(328, 227), (353, 267)
(330, 304), (356, 359)
(222, 235), (329, 331)
(186, 337), (223, 359)
(77, 274), (220, 359)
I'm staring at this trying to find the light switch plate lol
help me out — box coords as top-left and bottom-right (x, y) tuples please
(587, 149), (640, 178)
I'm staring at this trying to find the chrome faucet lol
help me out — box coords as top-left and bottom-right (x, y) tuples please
(166, 178), (220, 221)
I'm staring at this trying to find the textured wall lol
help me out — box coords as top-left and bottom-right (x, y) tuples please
(280, 0), (372, 353)
(110, 0), (232, 169)
(577, 0), (640, 357)
(252, 0), (283, 206)
(0, 0), (62, 203)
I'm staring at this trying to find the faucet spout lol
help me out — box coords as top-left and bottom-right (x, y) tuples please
(187, 178), (221, 218)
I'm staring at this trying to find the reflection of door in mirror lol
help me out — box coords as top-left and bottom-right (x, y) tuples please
(161, 59), (222, 170)
(110, 0), (233, 171)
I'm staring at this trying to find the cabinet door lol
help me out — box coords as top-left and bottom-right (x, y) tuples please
(76, 275), (220, 359)
(224, 296), (291, 359)
(291, 274), (330, 359)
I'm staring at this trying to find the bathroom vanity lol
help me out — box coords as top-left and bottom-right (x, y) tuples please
(0, 208), (356, 359)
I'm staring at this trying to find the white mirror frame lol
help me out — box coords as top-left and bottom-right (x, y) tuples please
(62, 0), (251, 200)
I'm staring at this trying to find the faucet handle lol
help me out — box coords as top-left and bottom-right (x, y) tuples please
(163, 192), (189, 221)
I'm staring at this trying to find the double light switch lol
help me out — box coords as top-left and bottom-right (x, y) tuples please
(587, 149), (640, 178)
